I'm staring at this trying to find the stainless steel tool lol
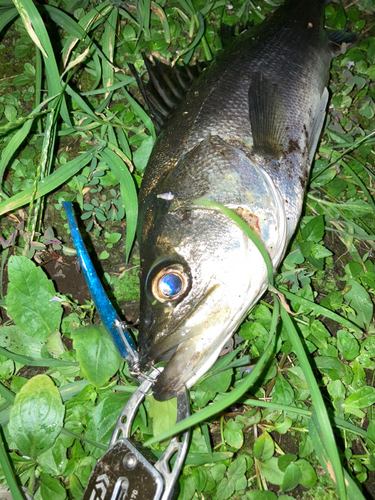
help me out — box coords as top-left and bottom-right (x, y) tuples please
(82, 365), (190, 500)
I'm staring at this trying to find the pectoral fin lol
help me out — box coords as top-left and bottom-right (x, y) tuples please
(248, 72), (288, 159)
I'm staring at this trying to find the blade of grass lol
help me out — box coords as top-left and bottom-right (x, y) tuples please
(279, 288), (362, 334)
(122, 86), (156, 140)
(325, 227), (375, 241)
(145, 299), (279, 446)
(238, 396), (372, 443)
(152, 2), (171, 43)
(309, 412), (366, 500)
(280, 306), (346, 500)
(175, 11), (205, 64)
(0, 3), (17, 32)
(13, 0), (71, 125)
(0, 346), (79, 367)
(81, 77), (135, 96)
(98, 148), (138, 261)
(61, 2), (113, 67)
(0, 428), (25, 500)
(312, 130), (375, 182)
(0, 97), (57, 198)
(102, 7), (117, 97)
(42, 4), (86, 39)
(193, 197), (274, 285)
(0, 149), (95, 216)
(26, 107), (57, 244)
(339, 157), (375, 213)
(0, 381), (14, 404)
(136, 0), (151, 40)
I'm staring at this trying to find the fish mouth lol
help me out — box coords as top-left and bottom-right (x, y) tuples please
(151, 333), (227, 401)
(141, 283), (268, 402)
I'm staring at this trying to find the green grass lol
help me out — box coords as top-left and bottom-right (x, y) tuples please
(0, 1), (375, 499)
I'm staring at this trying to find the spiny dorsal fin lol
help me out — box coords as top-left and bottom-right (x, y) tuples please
(129, 57), (207, 133)
(248, 72), (288, 159)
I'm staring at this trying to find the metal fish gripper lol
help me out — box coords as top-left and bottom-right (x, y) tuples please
(63, 202), (190, 500)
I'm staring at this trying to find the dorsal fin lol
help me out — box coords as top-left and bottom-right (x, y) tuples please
(129, 57), (208, 133)
(248, 72), (288, 159)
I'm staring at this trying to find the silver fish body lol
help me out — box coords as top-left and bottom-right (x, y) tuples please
(137, 0), (339, 400)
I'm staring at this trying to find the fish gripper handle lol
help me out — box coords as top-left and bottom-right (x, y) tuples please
(83, 368), (190, 500)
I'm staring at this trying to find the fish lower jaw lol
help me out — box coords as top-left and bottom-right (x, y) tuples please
(151, 282), (269, 401)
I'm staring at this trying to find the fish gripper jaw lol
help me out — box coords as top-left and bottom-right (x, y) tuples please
(82, 367), (190, 500)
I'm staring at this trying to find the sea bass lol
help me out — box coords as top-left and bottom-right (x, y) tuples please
(137, 0), (351, 401)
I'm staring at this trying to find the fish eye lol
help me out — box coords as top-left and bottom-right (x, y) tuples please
(150, 265), (189, 302)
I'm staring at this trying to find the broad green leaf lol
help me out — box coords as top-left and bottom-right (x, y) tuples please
(133, 135), (155, 173)
(46, 329), (66, 358)
(261, 457), (284, 485)
(0, 325), (44, 357)
(194, 387), (216, 408)
(216, 477), (235, 500)
(314, 356), (346, 380)
(352, 360), (366, 390)
(86, 392), (130, 457)
(191, 467), (207, 493)
(337, 330), (359, 361)
(148, 397), (177, 439)
(296, 459), (317, 487)
(271, 373), (294, 406)
(5, 256), (62, 340)
(254, 432), (274, 461)
(39, 472), (66, 500)
(72, 325), (121, 387)
(301, 215), (324, 242)
(344, 280), (373, 330)
(210, 464), (226, 482)
(278, 454), (297, 472)
(198, 368), (232, 394)
(299, 433), (314, 458)
(235, 475), (247, 491)
(366, 420), (375, 444)
(224, 418), (244, 449)
(227, 455), (247, 480)
(281, 463), (301, 492)
(272, 417), (292, 434)
(333, 6), (346, 29)
(327, 380), (345, 401)
(245, 492), (277, 500)
(8, 375), (64, 458)
(178, 474), (196, 500)
(68, 474), (85, 500)
(345, 386), (375, 410)
(38, 438), (68, 476)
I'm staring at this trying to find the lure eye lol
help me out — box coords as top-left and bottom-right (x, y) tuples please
(151, 266), (189, 302)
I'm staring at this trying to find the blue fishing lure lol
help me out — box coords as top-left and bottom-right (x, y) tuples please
(62, 202), (139, 368)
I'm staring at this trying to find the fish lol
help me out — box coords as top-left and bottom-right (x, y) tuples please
(136, 0), (354, 401)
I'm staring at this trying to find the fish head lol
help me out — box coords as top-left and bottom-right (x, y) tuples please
(138, 202), (269, 401)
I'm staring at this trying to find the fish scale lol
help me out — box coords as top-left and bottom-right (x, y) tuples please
(137, 0), (355, 401)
